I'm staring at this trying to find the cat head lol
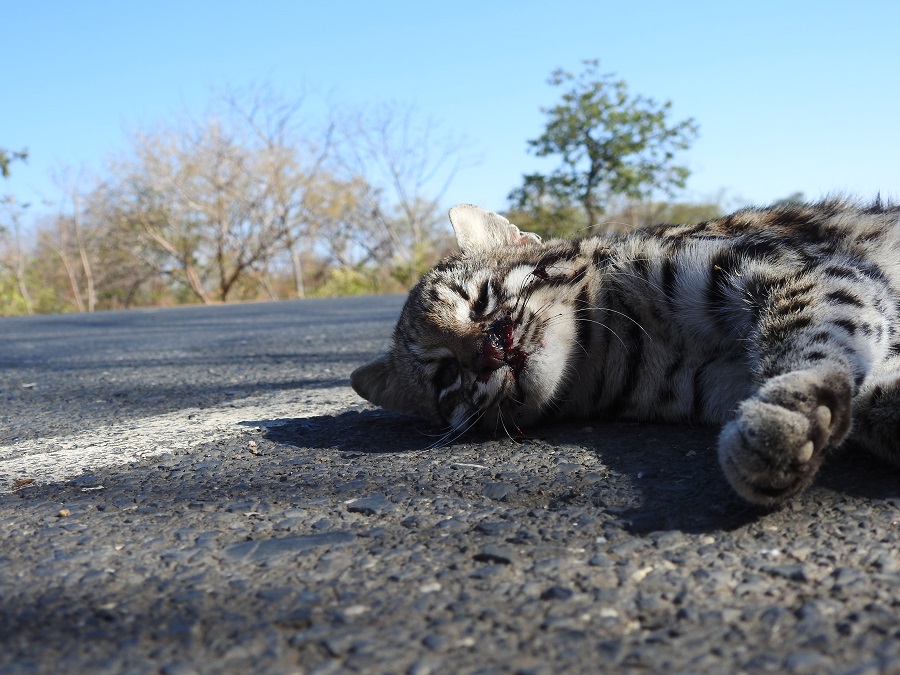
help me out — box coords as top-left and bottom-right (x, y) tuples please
(351, 205), (582, 431)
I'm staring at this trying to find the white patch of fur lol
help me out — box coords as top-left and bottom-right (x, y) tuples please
(453, 298), (470, 325)
(516, 290), (578, 414)
(474, 369), (506, 402)
(543, 258), (581, 279)
(450, 403), (469, 429)
(438, 378), (462, 401)
(504, 266), (534, 297)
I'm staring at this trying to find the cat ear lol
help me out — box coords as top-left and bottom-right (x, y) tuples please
(350, 354), (422, 417)
(448, 204), (542, 254)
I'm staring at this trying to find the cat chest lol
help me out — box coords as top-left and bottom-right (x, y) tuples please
(570, 316), (751, 425)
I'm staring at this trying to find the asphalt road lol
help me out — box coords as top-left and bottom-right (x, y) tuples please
(1, 296), (899, 674)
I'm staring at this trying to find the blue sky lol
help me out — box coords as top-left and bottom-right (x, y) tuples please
(4, 0), (899, 222)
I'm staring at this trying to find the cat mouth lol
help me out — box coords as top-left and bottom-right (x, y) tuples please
(475, 316), (527, 383)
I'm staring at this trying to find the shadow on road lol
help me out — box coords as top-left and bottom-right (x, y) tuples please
(248, 409), (445, 454)
(249, 409), (899, 535)
(816, 445), (900, 501)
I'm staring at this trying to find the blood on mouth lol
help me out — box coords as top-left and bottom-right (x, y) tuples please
(476, 315), (527, 383)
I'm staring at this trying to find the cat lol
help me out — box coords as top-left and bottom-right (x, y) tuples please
(351, 200), (900, 505)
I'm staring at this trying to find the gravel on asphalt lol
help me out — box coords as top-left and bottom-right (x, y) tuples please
(0, 297), (898, 674)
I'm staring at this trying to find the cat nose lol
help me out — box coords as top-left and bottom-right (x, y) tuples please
(475, 316), (514, 375)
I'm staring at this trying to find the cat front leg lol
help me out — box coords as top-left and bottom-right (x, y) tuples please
(718, 365), (854, 505)
(713, 261), (895, 505)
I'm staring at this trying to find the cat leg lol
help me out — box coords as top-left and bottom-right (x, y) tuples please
(849, 354), (900, 467)
(716, 273), (889, 505)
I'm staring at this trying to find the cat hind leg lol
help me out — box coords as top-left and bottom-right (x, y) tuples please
(851, 359), (900, 467)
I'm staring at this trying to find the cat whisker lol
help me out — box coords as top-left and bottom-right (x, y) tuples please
(575, 318), (628, 348)
(605, 266), (666, 296)
(506, 391), (526, 406)
(493, 408), (507, 438)
(416, 421), (457, 439)
(496, 410), (521, 444)
(538, 310), (628, 350)
(419, 407), (485, 451)
(569, 303), (651, 339)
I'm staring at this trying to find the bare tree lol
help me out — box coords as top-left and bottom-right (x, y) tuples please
(335, 103), (470, 282)
(1, 89), (473, 314)
(111, 122), (286, 303)
(108, 133), (214, 303)
(44, 169), (100, 311)
(224, 86), (334, 299)
(107, 89), (362, 303)
(72, 190), (96, 311)
(45, 213), (85, 312)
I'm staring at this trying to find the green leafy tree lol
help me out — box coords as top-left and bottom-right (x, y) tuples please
(509, 60), (698, 235)
(503, 202), (588, 240)
(0, 148), (28, 178)
(772, 191), (805, 206)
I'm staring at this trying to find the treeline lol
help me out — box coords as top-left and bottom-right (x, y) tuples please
(1, 64), (730, 316)
(1, 87), (471, 315)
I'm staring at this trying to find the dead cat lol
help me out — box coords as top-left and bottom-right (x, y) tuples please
(352, 201), (900, 505)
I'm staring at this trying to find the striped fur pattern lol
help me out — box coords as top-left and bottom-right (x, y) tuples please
(351, 201), (900, 505)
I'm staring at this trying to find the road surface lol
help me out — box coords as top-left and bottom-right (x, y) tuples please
(0, 296), (898, 674)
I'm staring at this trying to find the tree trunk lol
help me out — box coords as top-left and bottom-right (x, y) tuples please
(140, 218), (211, 304)
(290, 242), (305, 299)
(54, 236), (85, 312)
(73, 191), (96, 312)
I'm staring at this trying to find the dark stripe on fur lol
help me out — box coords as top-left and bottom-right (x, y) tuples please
(573, 286), (592, 360)
(691, 358), (711, 421)
(831, 318), (858, 336)
(451, 282), (470, 301)
(659, 355), (684, 406)
(706, 250), (736, 329)
(600, 309), (646, 420)
(661, 257), (677, 306)
(826, 289), (866, 307)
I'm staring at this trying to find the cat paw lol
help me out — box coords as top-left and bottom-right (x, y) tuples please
(717, 368), (853, 505)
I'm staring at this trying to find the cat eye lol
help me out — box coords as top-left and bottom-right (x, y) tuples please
(434, 360), (460, 389)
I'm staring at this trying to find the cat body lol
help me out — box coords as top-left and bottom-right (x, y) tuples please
(351, 201), (900, 505)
